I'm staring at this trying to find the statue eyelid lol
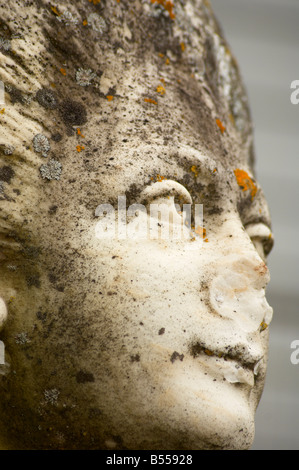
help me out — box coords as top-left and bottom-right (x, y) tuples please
(138, 180), (193, 207)
(245, 223), (274, 258)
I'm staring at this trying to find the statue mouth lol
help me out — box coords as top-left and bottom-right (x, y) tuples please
(189, 341), (264, 386)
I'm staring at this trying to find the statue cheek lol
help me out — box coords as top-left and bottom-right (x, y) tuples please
(0, 298), (8, 328)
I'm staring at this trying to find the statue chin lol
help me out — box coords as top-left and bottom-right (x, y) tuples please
(0, 0), (273, 450)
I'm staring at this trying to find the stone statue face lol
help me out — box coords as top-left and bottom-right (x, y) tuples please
(0, 0), (273, 450)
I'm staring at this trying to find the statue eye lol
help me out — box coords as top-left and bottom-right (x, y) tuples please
(139, 180), (193, 208)
(130, 180), (198, 240)
(140, 181), (193, 227)
(245, 223), (274, 262)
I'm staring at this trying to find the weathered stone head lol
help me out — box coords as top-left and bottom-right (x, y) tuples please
(0, 0), (273, 449)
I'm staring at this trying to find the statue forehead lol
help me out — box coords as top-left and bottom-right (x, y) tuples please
(0, 0), (256, 239)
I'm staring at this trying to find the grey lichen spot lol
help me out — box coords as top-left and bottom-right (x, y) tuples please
(75, 68), (97, 87)
(15, 332), (31, 345)
(3, 144), (15, 155)
(56, 10), (79, 26)
(22, 94), (33, 106)
(87, 13), (107, 33)
(44, 388), (60, 405)
(40, 159), (62, 181)
(6, 264), (17, 271)
(149, 3), (168, 19)
(36, 88), (58, 110)
(33, 134), (50, 158)
(0, 37), (11, 51)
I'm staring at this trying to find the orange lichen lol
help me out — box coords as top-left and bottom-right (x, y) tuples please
(77, 128), (85, 138)
(180, 42), (185, 52)
(106, 95), (114, 101)
(195, 226), (208, 242)
(60, 68), (67, 76)
(158, 53), (164, 58)
(0, 108), (5, 114)
(76, 145), (85, 152)
(190, 165), (199, 177)
(88, 0), (101, 4)
(144, 98), (158, 105)
(260, 321), (268, 332)
(51, 6), (61, 16)
(156, 174), (166, 182)
(151, 0), (175, 20)
(216, 118), (226, 134)
(234, 169), (257, 200)
(165, 57), (170, 65)
(195, 226), (206, 238)
(204, 349), (213, 357)
(83, 19), (88, 26)
(156, 85), (166, 95)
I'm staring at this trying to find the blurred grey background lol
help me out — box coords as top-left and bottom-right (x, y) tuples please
(211, 0), (299, 450)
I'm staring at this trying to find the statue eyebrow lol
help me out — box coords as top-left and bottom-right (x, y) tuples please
(170, 145), (218, 172)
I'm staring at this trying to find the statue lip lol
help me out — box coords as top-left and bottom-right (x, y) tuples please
(189, 341), (264, 372)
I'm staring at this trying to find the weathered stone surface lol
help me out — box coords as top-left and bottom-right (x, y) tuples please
(0, 0), (273, 450)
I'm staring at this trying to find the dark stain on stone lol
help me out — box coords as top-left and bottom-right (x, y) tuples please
(0, 165), (15, 184)
(48, 205), (58, 214)
(7, 86), (23, 104)
(51, 133), (62, 142)
(237, 195), (252, 217)
(59, 99), (87, 127)
(48, 272), (65, 292)
(88, 407), (102, 419)
(207, 206), (224, 216)
(26, 274), (41, 288)
(170, 351), (184, 363)
(130, 354), (140, 362)
(21, 245), (40, 259)
(36, 310), (47, 323)
(158, 327), (165, 335)
(76, 370), (95, 384)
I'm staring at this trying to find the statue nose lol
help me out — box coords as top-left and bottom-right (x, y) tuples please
(209, 255), (273, 333)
